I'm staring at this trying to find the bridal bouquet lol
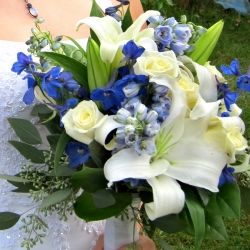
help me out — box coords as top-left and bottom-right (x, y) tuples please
(1, 0), (249, 249)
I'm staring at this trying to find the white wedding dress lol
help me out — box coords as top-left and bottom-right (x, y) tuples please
(0, 1), (113, 249)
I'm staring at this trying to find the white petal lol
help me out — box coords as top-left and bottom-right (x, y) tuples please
(219, 116), (245, 133)
(100, 40), (120, 62)
(165, 136), (228, 192)
(104, 148), (168, 183)
(95, 116), (123, 150)
(190, 95), (220, 120)
(193, 62), (218, 102)
(145, 175), (185, 220)
(123, 10), (160, 39)
(76, 16), (122, 42)
(137, 37), (158, 51)
(233, 154), (250, 173)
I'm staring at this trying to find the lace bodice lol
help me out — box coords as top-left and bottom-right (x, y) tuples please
(0, 0), (114, 247)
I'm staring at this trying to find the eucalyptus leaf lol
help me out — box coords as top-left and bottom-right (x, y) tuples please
(0, 212), (20, 230)
(92, 189), (116, 208)
(40, 189), (72, 209)
(9, 141), (45, 164)
(186, 190), (205, 249)
(40, 52), (88, 87)
(8, 118), (42, 145)
(54, 132), (70, 175)
(74, 191), (132, 222)
(0, 174), (29, 183)
(71, 167), (107, 192)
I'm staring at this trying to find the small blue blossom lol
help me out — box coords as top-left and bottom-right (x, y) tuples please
(22, 75), (37, 105)
(221, 112), (230, 117)
(165, 17), (178, 27)
(148, 15), (164, 28)
(11, 52), (34, 75)
(170, 41), (190, 55)
(217, 83), (238, 111)
(220, 59), (241, 76)
(105, 6), (118, 15)
(134, 138), (156, 155)
(173, 24), (192, 43)
(154, 26), (172, 47)
(58, 71), (80, 92)
(237, 72), (250, 92)
(41, 67), (63, 99)
(65, 141), (90, 168)
(122, 40), (145, 60)
(118, 66), (130, 78)
(219, 166), (235, 187)
(117, 0), (130, 5)
(91, 88), (125, 111)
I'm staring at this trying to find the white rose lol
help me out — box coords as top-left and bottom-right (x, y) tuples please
(134, 50), (180, 79)
(61, 100), (107, 144)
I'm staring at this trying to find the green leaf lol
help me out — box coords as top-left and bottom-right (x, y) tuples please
(0, 174), (29, 183)
(31, 104), (52, 116)
(197, 188), (211, 206)
(40, 52), (88, 87)
(122, 7), (133, 31)
(47, 134), (61, 151)
(88, 141), (109, 168)
(9, 141), (45, 164)
(205, 213), (228, 241)
(217, 183), (241, 219)
(40, 189), (72, 209)
(189, 20), (224, 65)
(61, 42), (86, 64)
(9, 181), (35, 193)
(240, 186), (250, 213)
(71, 167), (107, 192)
(157, 238), (173, 250)
(63, 36), (87, 58)
(8, 118), (42, 145)
(152, 214), (185, 233)
(92, 189), (116, 208)
(0, 212), (21, 230)
(186, 190), (205, 249)
(86, 39), (110, 91)
(74, 191), (132, 221)
(54, 132), (70, 175)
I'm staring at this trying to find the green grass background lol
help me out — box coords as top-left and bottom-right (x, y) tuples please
(141, 0), (250, 249)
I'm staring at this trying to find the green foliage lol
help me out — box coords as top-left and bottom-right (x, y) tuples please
(86, 39), (110, 91)
(189, 20), (224, 65)
(74, 191), (132, 221)
(71, 167), (107, 192)
(53, 132), (70, 175)
(9, 141), (45, 164)
(40, 52), (88, 87)
(122, 7), (133, 31)
(92, 189), (116, 208)
(40, 189), (72, 209)
(8, 118), (42, 145)
(0, 212), (20, 230)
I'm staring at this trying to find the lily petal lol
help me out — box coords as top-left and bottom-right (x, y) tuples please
(145, 175), (185, 220)
(95, 116), (123, 150)
(104, 148), (168, 183)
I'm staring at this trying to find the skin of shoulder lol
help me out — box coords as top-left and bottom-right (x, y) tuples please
(0, 0), (144, 41)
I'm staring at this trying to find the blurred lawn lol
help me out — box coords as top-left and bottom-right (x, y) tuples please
(141, 0), (250, 249)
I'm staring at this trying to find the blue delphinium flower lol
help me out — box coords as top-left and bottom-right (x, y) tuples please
(154, 26), (173, 47)
(41, 66), (62, 99)
(117, 0), (130, 5)
(220, 59), (241, 76)
(237, 72), (250, 92)
(122, 40), (145, 60)
(173, 24), (192, 43)
(11, 52), (34, 74)
(148, 15), (164, 28)
(105, 6), (118, 16)
(217, 82), (238, 111)
(22, 75), (37, 105)
(58, 71), (80, 92)
(65, 141), (90, 168)
(91, 88), (125, 111)
(219, 166), (235, 187)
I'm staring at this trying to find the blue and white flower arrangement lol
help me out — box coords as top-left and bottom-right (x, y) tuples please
(1, 0), (249, 249)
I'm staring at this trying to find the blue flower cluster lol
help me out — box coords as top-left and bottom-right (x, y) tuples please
(105, 0), (130, 21)
(148, 16), (193, 55)
(221, 59), (250, 92)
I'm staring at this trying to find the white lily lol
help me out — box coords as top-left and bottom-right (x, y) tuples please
(103, 74), (227, 219)
(76, 10), (160, 62)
